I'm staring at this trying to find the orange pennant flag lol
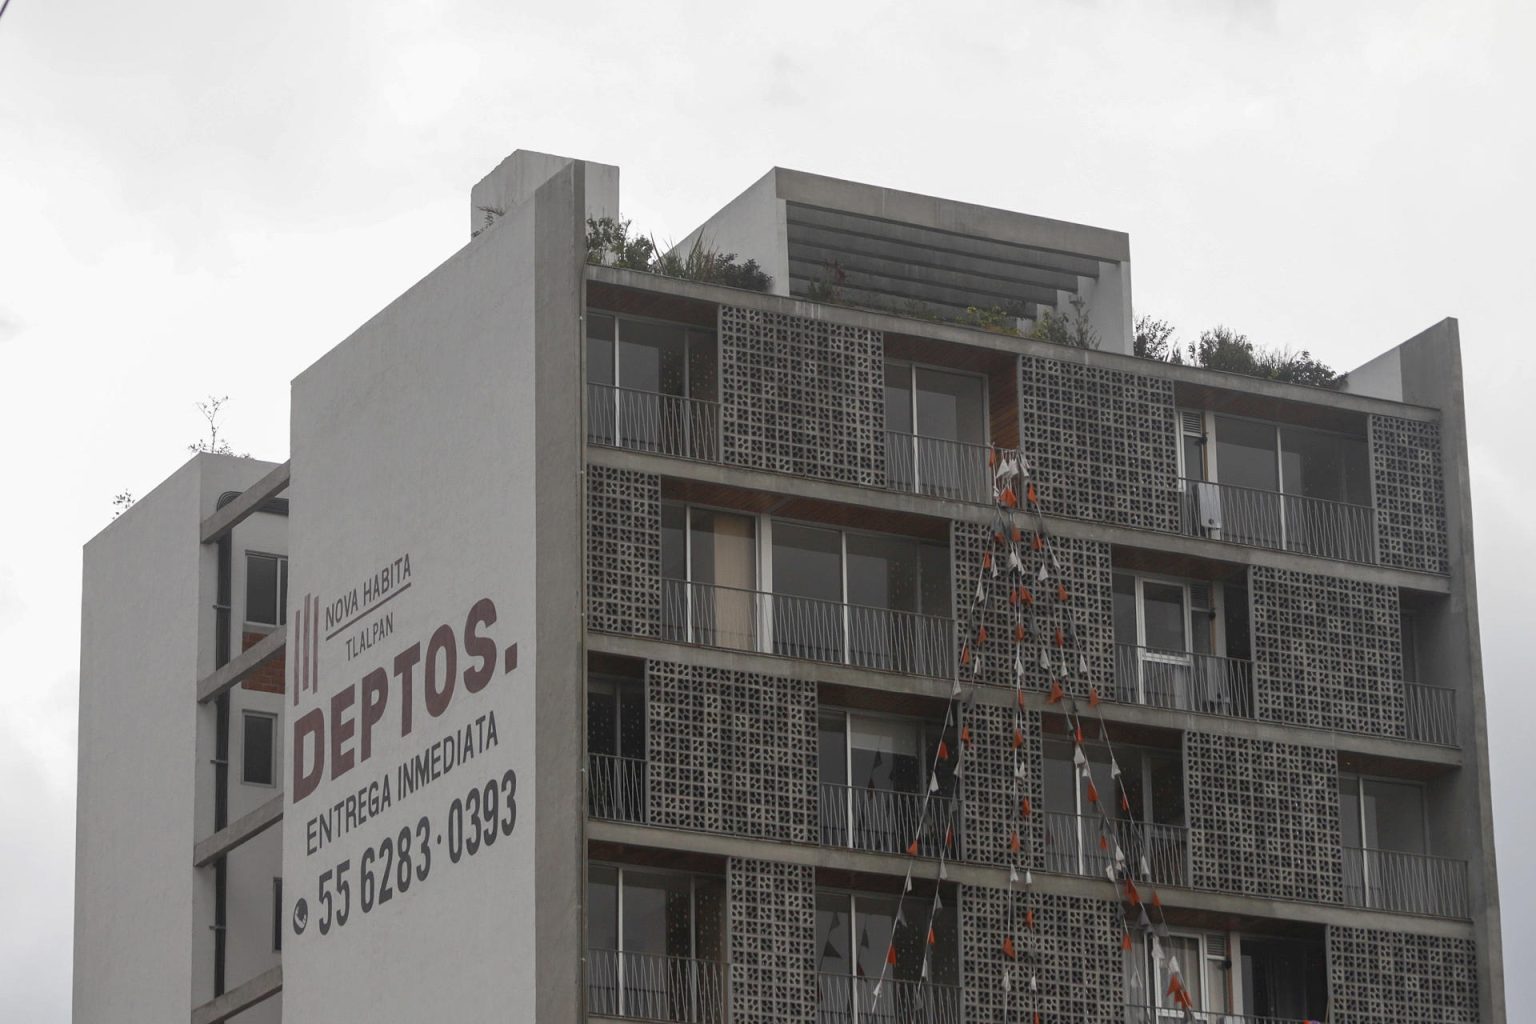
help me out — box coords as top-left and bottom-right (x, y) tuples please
(1057, 582), (1070, 603)
(1121, 793), (1130, 812)
(945, 825), (955, 848)
(1020, 797), (1032, 817)
(961, 644), (971, 666)
(1125, 879), (1141, 905)
(1000, 485), (1018, 508)
(1025, 909), (1035, 929)
(887, 944), (898, 967)
(1086, 781), (1099, 806)
(1011, 526), (1023, 543)
(1088, 686), (1100, 707)
(1013, 727), (1024, 750)
(907, 839), (920, 857)
(1054, 627), (1065, 647)
(961, 725), (972, 746)
(1002, 936), (1016, 960)
(1009, 588), (1020, 606)
(928, 926), (937, 946)
(937, 740), (950, 761)
(1026, 482), (1038, 505)
(977, 625), (988, 645)
(983, 551), (993, 571)
(1122, 931), (1133, 951)
(1151, 890), (1162, 910)
(1009, 830), (1022, 853)
(1099, 833), (1109, 851)
(1020, 586), (1034, 604)
(1073, 723), (1083, 744)
(1032, 533), (1044, 552)
(1047, 680), (1065, 704)
(1015, 623), (1026, 642)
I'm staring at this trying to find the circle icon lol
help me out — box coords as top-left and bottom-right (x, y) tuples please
(292, 897), (309, 936)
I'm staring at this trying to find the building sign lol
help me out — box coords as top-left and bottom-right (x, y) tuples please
(282, 213), (542, 1022)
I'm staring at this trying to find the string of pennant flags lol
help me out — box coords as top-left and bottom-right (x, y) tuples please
(864, 446), (1197, 1024)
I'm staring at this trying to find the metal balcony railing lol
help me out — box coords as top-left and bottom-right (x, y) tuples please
(661, 579), (954, 678)
(818, 781), (958, 858)
(817, 972), (961, 1024)
(883, 431), (994, 505)
(1111, 644), (1255, 719)
(587, 948), (725, 1023)
(587, 383), (722, 463)
(1041, 811), (1190, 888)
(1124, 1004), (1314, 1024)
(1405, 682), (1458, 746)
(588, 753), (647, 824)
(1342, 847), (1471, 919)
(1178, 477), (1377, 564)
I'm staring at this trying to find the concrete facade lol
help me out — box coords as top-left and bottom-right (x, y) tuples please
(74, 152), (1504, 1023)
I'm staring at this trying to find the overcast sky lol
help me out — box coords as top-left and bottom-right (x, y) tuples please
(3, 0), (1533, 1019)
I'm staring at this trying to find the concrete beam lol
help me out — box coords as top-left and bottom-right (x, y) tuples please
(193, 792), (283, 868)
(586, 633), (1460, 769)
(199, 460), (291, 544)
(189, 964), (282, 1024)
(587, 820), (1475, 939)
(586, 446), (1453, 596)
(586, 266), (1442, 422)
(196, 625), (286, 704)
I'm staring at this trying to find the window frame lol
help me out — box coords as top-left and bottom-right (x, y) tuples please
(243, 551), (289, 628)
(241, 709), (278, 788)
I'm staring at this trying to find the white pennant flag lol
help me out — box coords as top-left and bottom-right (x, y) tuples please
(939, 860), (948, 881)
(1024, 869), (1033, 885)
(951, 678), (962, 697)
(896, 905), (906, 925)
(1001, 969), (1011, 992)
(904, 873), (913, 893)
(1037, 562), (1049, 582)
(1009, 864), (1020, 883)
(1110, 756), (1122, 779)
(921, 954), (930, 980)
(1073, 745), (1088, 768)
(1014, 758), (1028, 780)
(1008, 550), (1023, 572)
(1169, 956), (1181, 979)
(1039, 648), (1050, 670)
(1078, 654), (1089, 676)
(1029, 973), (1038, 993)
(1140, 856), (1152, 878)
(1013, 653), (1024, 677)
(929, 774), (940, 794)
(1152, 936), (1164, 962)
(975, 582), (985, 604)
(872, 979), (883, 1000)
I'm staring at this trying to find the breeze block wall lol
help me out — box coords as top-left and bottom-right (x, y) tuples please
(960, 885), (1124, 1024)
(718, 305), (886, 486)
(1249, 565), (1406, 738)
(962, 703), (1044, 868)
(585, 465), (661, 637)
(728, 858), (817, 1024)
(1326, 926), (1479, 1024)
(952, 522), (1113, 696)
(1018, 355), (1179, 532)
(1370, 414), (1450, 575)
(645, 660), (818, 842)
(1185, 732), (1342, 903)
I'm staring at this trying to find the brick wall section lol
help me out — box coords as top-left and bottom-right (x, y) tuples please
(718, 305), (886, 486)
(240, 631), (285, 694)
(1370, 414), (1450, 574)
(585, 465), (661, 637)
(1250, 565), (1406, 738)
(952, 521), (1113, 697)
(1185, 731), (1343, 903)
(961, 702), (1044, 868)
(960, 884), (1123, 1024)
(728, 858), (816, 1024)
(646, 661), (818, 842)
(1018, 355), (1179, 532)
(1326, 926), (1479, 1023)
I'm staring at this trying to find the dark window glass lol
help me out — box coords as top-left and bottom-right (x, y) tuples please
(1280, 426), (1370, 505)
(1148, 751), (1185, 826)
(588, 865), (619, 950)
(273, 878), (283, 951)
(586, 314), (615, 386)
(1112, 573), (1137, 645)
(1222, 583), (1251, 661)
(661, 504), (687, 580)
(242, 712), (275, 786)
(845, 533), (919, 612)
(1214, 416), (1278, 493)
(884, 363), (913, 435)
(819, 711), (847, 787)
(246, 554), (280, 626)
(772, 523), (842, 602)
(619, 320), (687, 396)
(815, 892), (852, 976)
(687, 330), (718, 403)
(918, 543), (951, 619)
(914, 367), (985, 444)
(1400, 610), (1419, 683)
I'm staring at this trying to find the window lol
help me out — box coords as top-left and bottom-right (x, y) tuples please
(1400, 608), (1420, 683)
(588, 675), (646, 823)
(661, 505), (758, 650)
(818, 710), (955, 854)
(1042, 740), (1186, 882)
(1112, 572), (1249, 714)
(245, 553), (288, 626)
(242, 711), (276, 786)
(587, 313), (719, 459)
(815, 890), (957, 1015)
(273, 878), (283, 952)
(885, 362), (988, 500)
(1339, 774), (1426, 854)
(586, 865), (724, 1020)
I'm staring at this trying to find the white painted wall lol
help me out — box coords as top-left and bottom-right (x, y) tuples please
(672, 169), (790, 295)
(469, 149), (618, 238)
(284, 163), (545, 1023)
(75, 454), (280, 1023)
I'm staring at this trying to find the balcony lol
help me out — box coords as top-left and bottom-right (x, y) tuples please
(1405, 683), (1457, 746)
(589, 753), (647, 824)
(587, 948), (724, 1023)
(1111, 643), (1255, 719)
(588, 383), (721, 463)
(1342, 847), (1471, 919)
(816, 972), (961, 1024)
(1178, 478), (1376, 565)
(819, 781), (958, 859)
(882, 431), (994, 505)
(1124, 1006), (1313, 1024)
(1042, 811), (1190, 888)
(661, 579), (954, 678)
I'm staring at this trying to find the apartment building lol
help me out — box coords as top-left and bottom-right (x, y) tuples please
(74, 150), (1503, 1024)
